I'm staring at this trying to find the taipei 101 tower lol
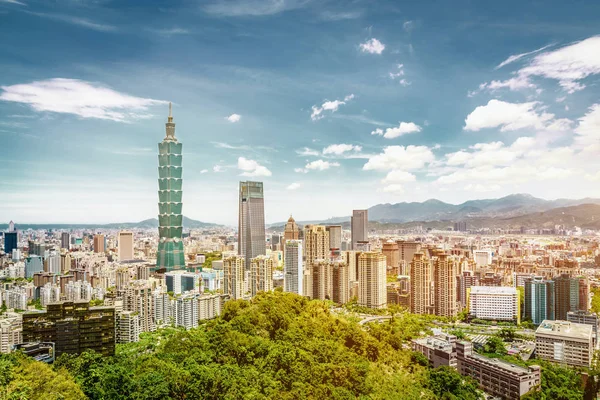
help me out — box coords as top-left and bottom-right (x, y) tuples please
(156, 103), (185, 271)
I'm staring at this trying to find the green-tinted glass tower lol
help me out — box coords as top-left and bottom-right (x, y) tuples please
(156, 103), (185, 271)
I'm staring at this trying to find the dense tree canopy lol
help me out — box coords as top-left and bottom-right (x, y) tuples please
(0, 291), (593, 399)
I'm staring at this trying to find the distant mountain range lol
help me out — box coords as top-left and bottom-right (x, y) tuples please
(268, 194), (600, 230)
(0, 216), (222, 231)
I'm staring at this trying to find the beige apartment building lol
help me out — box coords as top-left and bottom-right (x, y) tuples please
(433, 253), (458, 318)
(358, 252), (386, 309)
(224, 256), (246, 300)
(303, 225), (329, 263)
(250, 255), (274, 297)
(118, 231), (134, 262)
(411, 252), (432, 315)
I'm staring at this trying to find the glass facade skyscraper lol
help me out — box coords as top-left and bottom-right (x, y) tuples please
(238, 181), (266, 268)
(156, 103), (185, 271)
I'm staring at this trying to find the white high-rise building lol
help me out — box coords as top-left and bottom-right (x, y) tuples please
(250, 255), (274, 297)
(473, 250), (493, 268)
(118, 311), (141, 343)
(358, 252), (387, 309)
(284, 240), (303, 295)
(0, 313), (22, 354)
(468, 286), (519, 322)
(123, 283), (155, 332)
(118, 231), (134, 262)
(174, 295), (198, 329)
(40, 283), (61, 306)
(154, 291), (172, 327)
(224, 256), (246, 300)
(198, 294), (222, 321)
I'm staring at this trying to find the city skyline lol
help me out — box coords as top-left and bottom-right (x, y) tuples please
(1, 1), (599, 225)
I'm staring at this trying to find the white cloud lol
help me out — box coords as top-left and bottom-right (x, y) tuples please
(305, 160), (340, 171)
(574, 104), (600, 147)
(363, 145), (435, 171)
(311, 94), (354, 121)
(464, 183), (501, 193)
(403, 21), (414, 33)
(495, 43), (555, 69)
(213, 165), (224, 172)
(29, 12), (117, 32)
(382, 170), (416, 184)
(152, 28), (191, 36)
(480, 36), (600, 94)
(360, 38), (385, 54)
(238, 157), (272, 177)
(200, 169), (208, 174)
(203, 0), (308, 16)
(322, 143), (362, 155)
(226, 113), (241, 123)
(389, 64), (405, 79)
(294, 167), (308, 173)
(287, 182), (301, 190)
(296, 147), (319, 156)
(0, 78), (166, 122)
(382, 184), (405, 194)
(445, 137), (537, 169)
(464, 99), (554, 132)
(0, 0), (26, 5)
(371, 122), (422, 139)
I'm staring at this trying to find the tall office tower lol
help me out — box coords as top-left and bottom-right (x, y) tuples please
(238, 181), (266, 268)
(453, 221), (467, 232)
(410, 252), (433, 314)
(271, 234), (282, 251)
(332, 261), (350, 304)
(433, 253), (458, 317)
(554, 274), (580, 320)
(224, 256), (246, 300)
(524, 277), (555, 325)
(61, 232), (70, 250)
(579, 278), (590, 311)
(284, 240), (303, 295)
(157, 103), (185, 271)
(118, 231), (134, 262)
(93, 234), (105, 253)
(397, 240), (422, 272)
(304, 225), (329, 263)
(123, 283), (155, 333)
(357, 252), (386, 309)
(382, 241), (400, 274)
(3, 231), (17, 255)
(250, 255), (274, 297)
(351, 210), (368, 250)
(8, 220), (14, 232)
(25, 256), (43, 278)
(117, 311), (141, 343)
(309, 260), (333, 300)
(284, 215), (300, 242)
(326, 225), (342, 250)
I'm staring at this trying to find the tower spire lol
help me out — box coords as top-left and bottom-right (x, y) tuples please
(168, 102), (173, 123)
(165, 102), (176, 140)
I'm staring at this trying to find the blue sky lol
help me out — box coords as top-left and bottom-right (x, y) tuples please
(0, 0), (599, 225)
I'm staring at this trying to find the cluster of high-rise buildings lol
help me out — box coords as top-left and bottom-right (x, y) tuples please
(1, 103), (600, 399)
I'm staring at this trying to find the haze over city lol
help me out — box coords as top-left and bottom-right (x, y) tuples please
(1, 0), (599, 225)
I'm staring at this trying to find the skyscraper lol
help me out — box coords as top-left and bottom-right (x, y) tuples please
(157, 103), (185, 271)
(93, 234), (105, 253)
(351, 210), (368, 250)
(433, 253), (458, 318)
(118, 231), (134, 262)
(303, 225), (329, 263)
(524, 277), (555, 325)
(224, 256), (246, 300)
(3, 232), (17, 255)
(411, 252), (433, 315)
(284, 240), (303, 295)
(326, 225), (342, 250)
(238, 181), (266, 268)
(358, 252), (387, 309)
(284, 215), (299, 242)
(554, 274), (580, 320)
(60, 232), (70, 250)
(250, 255), (274, 297)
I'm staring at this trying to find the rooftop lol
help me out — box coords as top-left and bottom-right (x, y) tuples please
(536, 320), (593, 340)
(470, 286), (517, 295)
(468, 352), (535, 375)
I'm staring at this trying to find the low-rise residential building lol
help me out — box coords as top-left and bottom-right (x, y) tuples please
(456, 341), (540, 400)
(412, 334), (457, 368)
(535, 320), (593, 367)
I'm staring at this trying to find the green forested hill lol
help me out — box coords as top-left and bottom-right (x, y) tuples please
(0, 291), (591, 399)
